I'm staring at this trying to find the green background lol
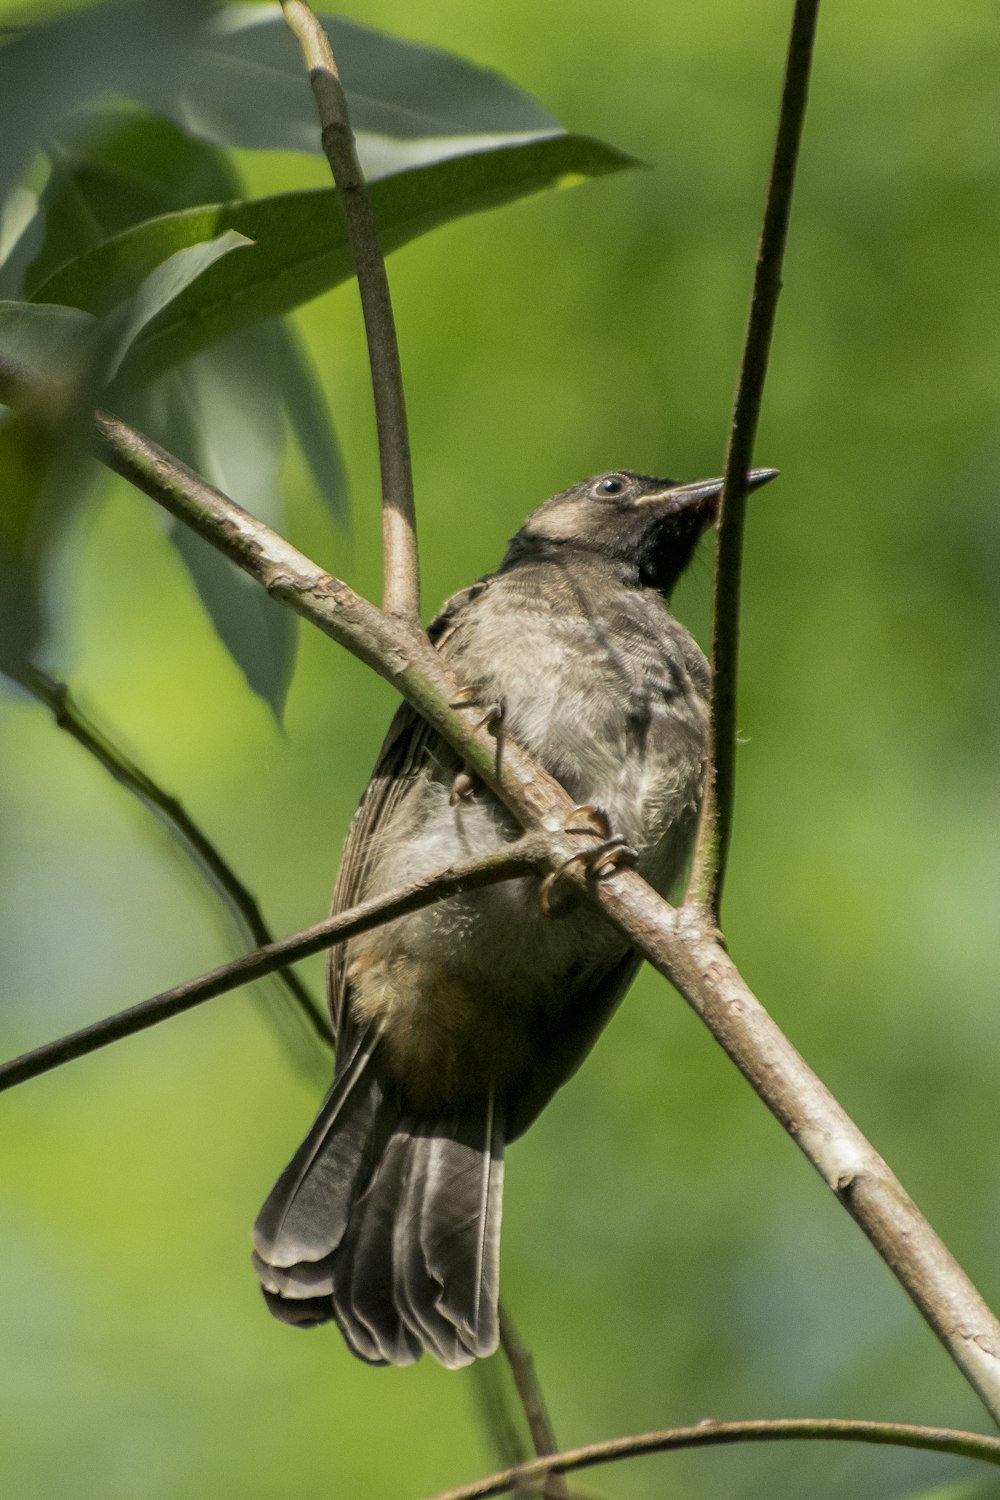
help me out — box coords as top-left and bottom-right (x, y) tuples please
(3, 1), (1000, 1497)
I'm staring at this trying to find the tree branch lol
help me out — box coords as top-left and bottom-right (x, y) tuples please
(423, 1417), (1000, 1500)
(0, 835), (550, 1094)
(498, 1305), (568, 1500)
(4, 364), (1000, 1423)
(22, 665), (333, 1056)
(690, 0), (821, 921)
(280, 0), (419, 619)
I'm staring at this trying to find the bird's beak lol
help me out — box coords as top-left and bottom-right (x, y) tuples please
(640, 467), (780, 518)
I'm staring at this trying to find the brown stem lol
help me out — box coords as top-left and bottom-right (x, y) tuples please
(499, 1304), (568, 1500)
(423, 1417), (1000, 1500)
(0, 836), (550, 1094)
(22, 666), (333, 1055)
(690, 0), (821, 921)
(3, 364), (1000, 1425)
(280, 0), (419, 620)
(597, 893), (1000, 1425)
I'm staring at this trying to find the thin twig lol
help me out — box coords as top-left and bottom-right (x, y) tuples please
(0, 835), (550, 1094)
(422, 1417), (1000, 1500)
(80, 402), (567, 830)
(281, 0), (419, 620)
(499, 1305), (568, 1500)
(3, 367), (1000, 1426)
(690, 0), (821, 921)
(469, 1358), (531, 1482)
(22, 666), (333, 1054)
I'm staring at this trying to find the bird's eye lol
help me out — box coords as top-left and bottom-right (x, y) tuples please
(596, 475), (625, 496)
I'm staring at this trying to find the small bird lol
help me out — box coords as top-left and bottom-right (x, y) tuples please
(252, 466), (776, 1366)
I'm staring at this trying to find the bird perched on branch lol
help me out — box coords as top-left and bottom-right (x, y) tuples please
(252, 466), (777, 1366)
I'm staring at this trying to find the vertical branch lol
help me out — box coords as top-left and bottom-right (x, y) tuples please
(281, 1), (420, 620)
(498, 1304), (569, 1500)
(689, 0), (821, 921)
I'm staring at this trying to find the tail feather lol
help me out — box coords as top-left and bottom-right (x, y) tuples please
(252, 1042), (506, 1366)
(393, 1139), (480, 1367)
(332, 1103), (505, 1368)
(420, 1097), (504, 1355)
(253, 1029), (385, 1273)
(329, 1129), (422, 1366)
(250, 1032), (503, 1374)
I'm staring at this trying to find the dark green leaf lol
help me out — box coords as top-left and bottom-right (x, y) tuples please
(0, 299), (96, 379)
(23, 114), (243, 296)
(0, 0), (204, 208)
(160, 7), (558, 174)
(268, 321), (348, 520)
(118, 328), (297, 717)
(0, 320), (98, 678)
(0, 410), (58, 675)
(34, 133), (637, 387)
(170, 521), (297, 718)
(99, 229), (252, 380)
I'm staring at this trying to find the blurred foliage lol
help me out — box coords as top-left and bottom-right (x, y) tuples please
(0, 0), (632, 709)
(2, 1), (1000, 1499)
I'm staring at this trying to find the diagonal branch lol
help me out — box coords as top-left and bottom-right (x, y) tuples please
(22, 665), (333, 1057)
(690, 0), (821, 921)
(3, 365), (1000, 1423)
(281, 0), (419, 620)
(423, 1417), (1000, 1500)
(0, 835), (551, 1094)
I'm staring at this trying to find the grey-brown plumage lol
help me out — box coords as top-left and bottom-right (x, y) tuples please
(252, 467), (777, 1367)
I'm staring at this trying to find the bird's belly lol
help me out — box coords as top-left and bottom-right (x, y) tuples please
(345, 608), (707, 1109)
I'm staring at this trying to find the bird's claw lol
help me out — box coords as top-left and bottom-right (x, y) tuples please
(449, 770), (476, 805)
(539, 829), (637, 917)
(563, 803), (614, 840)
(448, 697), (506, 803)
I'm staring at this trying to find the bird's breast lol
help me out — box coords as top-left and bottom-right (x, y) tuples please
(452, 588), (710, 863)
(341, 577), (710, 1106)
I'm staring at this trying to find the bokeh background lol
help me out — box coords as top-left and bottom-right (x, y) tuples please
(3, 1), (1000, 1497)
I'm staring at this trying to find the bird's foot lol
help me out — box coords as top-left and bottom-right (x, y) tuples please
(448, 696), (506, 804)
(539, 807), (637, 916)
(563, 802), (614, 840)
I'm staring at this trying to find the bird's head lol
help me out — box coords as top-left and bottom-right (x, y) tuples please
(501, 468), (778, 596)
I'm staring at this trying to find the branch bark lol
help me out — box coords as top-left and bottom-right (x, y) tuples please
(423, 1418), (1000, 1500)
(498, 1305), (569, 1500)
(3, 365), (1000, 1425)
(0, 834), (551, 1092)
(280, 0), (419, 619)
(22, 666), (333, 1054)
(0, 836), (550, 1093)
(690, 0), (821, 921)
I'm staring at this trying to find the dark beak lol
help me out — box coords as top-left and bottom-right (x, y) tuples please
(641, 467), (780, 518)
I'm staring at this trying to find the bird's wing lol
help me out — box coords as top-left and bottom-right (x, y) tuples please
(327, 576), (497, 1052)
(506, 946), (644, 1141)
(326, 703), (441, 1049)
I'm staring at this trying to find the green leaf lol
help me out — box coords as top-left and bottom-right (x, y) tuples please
(0, 189), (46, 300)
(170, 521), (297, 718)
(0, 299), (96, 380)
(34, 133), (637, 387)
(0, 0), (203, 209)
(23, 114), (243, 297)
(161, 6), (559, 177)
(99, 229), (252, 380)
(117, 327), (298, 717)
(0, 308), (99, 678)
(268, 320), (348, 520)
(0, 410), (59, 676)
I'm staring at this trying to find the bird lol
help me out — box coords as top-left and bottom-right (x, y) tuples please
(252, 466), (777, 1367)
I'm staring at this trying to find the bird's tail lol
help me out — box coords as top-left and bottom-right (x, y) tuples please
(252, 1032), (505, 1368)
